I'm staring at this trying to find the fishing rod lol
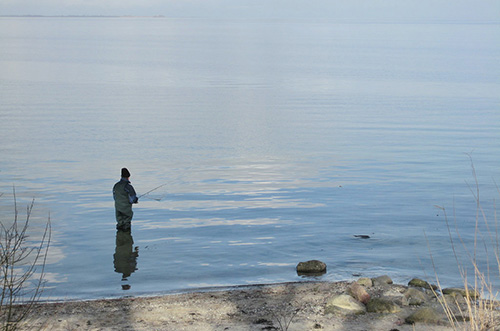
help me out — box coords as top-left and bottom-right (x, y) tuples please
(138, 183), (168, 199)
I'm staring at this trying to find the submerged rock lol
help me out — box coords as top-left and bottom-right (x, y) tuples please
(325, 294), (366, 315)
(296, 260), (327, 275)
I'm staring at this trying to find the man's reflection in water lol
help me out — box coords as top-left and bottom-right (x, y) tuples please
(113, 230), (139, 290)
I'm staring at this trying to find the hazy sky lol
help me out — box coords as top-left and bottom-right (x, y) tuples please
(1, 0), (499, 21)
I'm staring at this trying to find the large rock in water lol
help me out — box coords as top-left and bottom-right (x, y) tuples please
(296, 260), (327, 274)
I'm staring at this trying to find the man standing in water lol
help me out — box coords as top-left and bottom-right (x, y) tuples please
(113, 168), (139, 231)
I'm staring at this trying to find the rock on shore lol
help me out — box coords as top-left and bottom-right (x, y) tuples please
(16, 277), (498, 331)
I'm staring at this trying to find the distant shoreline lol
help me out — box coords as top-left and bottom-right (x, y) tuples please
(0, 15), (166, 18)
(1, 16), (499, 24)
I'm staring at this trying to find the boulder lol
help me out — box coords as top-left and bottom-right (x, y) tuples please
(408, 278), (438, 290)
(404, 288), (428, 306)
(405, 307), (444, 325)
(325, 294), (366, 315)
(366, 298), (401, 313)
(296, 260), (327, 274)
(442, 293), (467, 306)
(442, 287), (480, 300)
(356, 277), (373, 287)
(440, 293), (469, 317)
(349, 282), (370, 304)
(372, 275), (393, 286)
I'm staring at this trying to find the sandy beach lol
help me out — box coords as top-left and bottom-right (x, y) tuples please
(15, 280), (475, 331)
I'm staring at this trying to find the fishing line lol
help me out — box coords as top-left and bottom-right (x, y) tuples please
(138, 183), (169, 199)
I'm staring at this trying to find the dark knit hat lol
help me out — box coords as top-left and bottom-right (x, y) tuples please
(121, 168), (131, 178)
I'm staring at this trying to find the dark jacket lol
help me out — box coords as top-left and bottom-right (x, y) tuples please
(113, 178), (138, 212)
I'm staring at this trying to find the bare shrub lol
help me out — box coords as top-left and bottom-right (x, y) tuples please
(269, 301), (301, 331)
(0, 188), (51, 331)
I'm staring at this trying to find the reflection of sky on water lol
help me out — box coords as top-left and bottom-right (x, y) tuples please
(141, 197), (324, 211)
(136, 217), (287, 229)
(1, 18), (500, 300)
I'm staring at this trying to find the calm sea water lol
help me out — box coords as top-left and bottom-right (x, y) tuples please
(1, 17), (500, 301)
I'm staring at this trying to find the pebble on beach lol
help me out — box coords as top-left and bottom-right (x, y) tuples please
(17, 275), (496, 331)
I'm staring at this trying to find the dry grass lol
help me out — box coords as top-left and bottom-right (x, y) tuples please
(431, 157), (500, 330)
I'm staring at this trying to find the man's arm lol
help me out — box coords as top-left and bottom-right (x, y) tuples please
(125, 184), (139, 204)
